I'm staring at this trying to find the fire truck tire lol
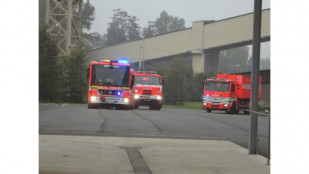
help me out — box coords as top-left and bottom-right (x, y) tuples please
(149, 105), (155, 110)
(88, 103), (95, 109)
(231, 102), (239, 114)
(206, 108), (211, 113)
(149, 102), (162, 110)
(155, 104), (162, 110)
(121, 105), (130, 110)
(243, 110), (250, 114)
(134, 104), (139, 109)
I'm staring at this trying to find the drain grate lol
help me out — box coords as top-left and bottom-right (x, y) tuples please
(120, 147), (152, 174)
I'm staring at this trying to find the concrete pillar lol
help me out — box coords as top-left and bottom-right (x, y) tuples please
(204, 49), (220, 74)
(192, 50), (205, 73)
(191, 21), (205, 74)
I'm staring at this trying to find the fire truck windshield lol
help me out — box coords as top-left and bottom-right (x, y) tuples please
(135, 75), (160, 86)
(91, 64), (130, 87)
(205, 81), (230, 92)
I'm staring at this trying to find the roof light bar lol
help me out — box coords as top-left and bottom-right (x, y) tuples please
(137, 71), (158, 74)
(118, 59), (129, 64)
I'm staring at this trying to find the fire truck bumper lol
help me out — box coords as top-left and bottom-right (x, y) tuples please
(133, 94), (163, 105)
(89, 96), (130, 105)
(202, 102), (232, 111)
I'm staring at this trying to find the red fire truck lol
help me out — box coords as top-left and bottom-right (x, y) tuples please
(87, 59), (135, 109)
(202, 74), (261, 114)
(132, 71), (163, 110)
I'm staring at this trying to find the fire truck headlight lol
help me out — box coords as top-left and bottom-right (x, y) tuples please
(203, 102), (207, 106)
(157, 96), (162, 100)
(124, 98), (129, 103)
(224, 103), (228, 107)
(91, 96), (97, 102)
(134, 94), (139, 99)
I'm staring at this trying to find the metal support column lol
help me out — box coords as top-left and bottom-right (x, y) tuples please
(66, 0), (72, 53)
(249, 0), (262, 154)
(45, 0), (83, 54)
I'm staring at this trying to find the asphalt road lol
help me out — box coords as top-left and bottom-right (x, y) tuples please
(39, 103), (270, 157)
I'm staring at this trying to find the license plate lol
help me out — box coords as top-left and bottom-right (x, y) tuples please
(144, 96), (151, 99)
(105, 98), (120, 103)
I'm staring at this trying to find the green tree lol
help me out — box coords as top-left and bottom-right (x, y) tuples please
(39, 25), (65, 102)
(153, 11), (185, 35)
(82, 0), (95, 31)
(219, 46), (250, 73)
(142, 21), (156, 38)
(83, 32), (105, 49)
(81, 0), (106, 49)
(105, 9), (141, 45)
(260, 57), (270, 70)
(127, 16), (142, 40)
(142, 11), (185, 38)
(163, 59), (191, 105)
(247, 56), (270, 70)
(190, 73), (207, 101)
(63, 45), (88, 103)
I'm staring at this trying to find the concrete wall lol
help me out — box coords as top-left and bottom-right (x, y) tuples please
(85, 9), (270, 73)
(203, 10), (270, 49)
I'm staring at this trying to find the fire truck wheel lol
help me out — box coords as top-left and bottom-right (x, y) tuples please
(231, 102), (239, 114)
(134, 104), (139, 109)
(88, 103), (95, 109)
(149, 102), (162, 110)
(243, 110), (250, 114)
(149, 105), (155, 110)
(121, 105), (130, 110)
(206, 108), (211, 113)
(155, 104), (162, 110)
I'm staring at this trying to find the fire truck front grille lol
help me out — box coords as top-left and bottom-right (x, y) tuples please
(142, 89), (152, 95)
(98, 89), (117, 95)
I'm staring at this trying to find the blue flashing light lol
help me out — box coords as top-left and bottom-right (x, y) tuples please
(117, 91), (122, 96)
(206, 94), (210, 97)
(118, 59), (129, 64)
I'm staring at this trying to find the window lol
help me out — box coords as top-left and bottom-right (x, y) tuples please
(205, 81), (230, 92)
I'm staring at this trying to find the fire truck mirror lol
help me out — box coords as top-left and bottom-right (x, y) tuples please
(231, 84), (235, 92)
(162, 79), (165, 85)
(131, 75), (135, 88)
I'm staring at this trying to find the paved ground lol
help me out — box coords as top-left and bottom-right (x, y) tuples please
(39, 104), (270, 157)
(39, 135), (270, 174)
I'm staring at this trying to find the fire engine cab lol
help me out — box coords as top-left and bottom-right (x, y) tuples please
(87, 59), (135, 110)
(202, 74), (261, 114)
(133, 71), (163, 110)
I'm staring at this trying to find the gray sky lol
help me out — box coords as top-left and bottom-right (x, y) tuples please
(88, 0), (270, 35)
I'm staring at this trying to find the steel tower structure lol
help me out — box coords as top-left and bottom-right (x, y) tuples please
(45, 0), (83, 54)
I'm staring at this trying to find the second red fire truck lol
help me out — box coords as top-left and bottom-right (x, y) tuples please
(202, 74), (261, 114)
(132, 71), (163, 110)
